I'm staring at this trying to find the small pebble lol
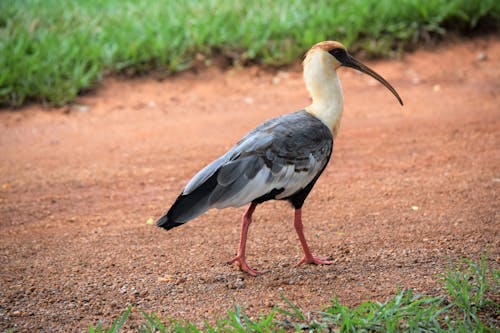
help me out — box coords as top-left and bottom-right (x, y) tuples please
(244, 97), (254, 105)
(72, 104), (89, 113)
(476, 51), (487, 62)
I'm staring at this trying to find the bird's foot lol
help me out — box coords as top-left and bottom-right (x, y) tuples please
(296, 254), (333, 266)
(228, 255), (264, 276)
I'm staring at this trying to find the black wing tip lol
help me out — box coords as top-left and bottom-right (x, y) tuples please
(156, 214), (183, 230)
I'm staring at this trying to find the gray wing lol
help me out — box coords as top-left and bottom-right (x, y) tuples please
(183, 110), (333, 209)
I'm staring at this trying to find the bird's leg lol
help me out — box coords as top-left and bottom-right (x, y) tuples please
(294, 208), (334, 266)
(228, 202), (263, 276)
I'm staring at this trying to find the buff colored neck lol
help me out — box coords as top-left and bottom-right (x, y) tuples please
(303, 50), (344, 137)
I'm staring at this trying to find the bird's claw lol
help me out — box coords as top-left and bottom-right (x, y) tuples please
(296, 254), (334, 266)
(228, 256), (264, 276)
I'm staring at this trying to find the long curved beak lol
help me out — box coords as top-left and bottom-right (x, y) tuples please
(341, 55), (404, 106)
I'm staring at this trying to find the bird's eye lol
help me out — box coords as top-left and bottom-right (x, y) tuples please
(328, 48), (344, 57)
(328, 48), (340, 55)
(328, 48), (347, 62)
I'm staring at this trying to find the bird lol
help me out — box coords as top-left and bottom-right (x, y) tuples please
(156, 41), (403, 276)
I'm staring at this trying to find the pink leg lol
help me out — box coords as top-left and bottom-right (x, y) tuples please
(228, 202), (263, 276)
(294, 208), (333, 266)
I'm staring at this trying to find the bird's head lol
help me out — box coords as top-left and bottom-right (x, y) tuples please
(304, 41), (403, 105)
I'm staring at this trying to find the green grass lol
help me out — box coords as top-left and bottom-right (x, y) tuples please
(1, 0), (499, 107)
(87, 256), (498, 332)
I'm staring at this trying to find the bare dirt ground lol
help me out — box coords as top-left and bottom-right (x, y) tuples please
(1, 37), (499, 331)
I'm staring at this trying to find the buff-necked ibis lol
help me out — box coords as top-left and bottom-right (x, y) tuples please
(157, 41), (403, 276)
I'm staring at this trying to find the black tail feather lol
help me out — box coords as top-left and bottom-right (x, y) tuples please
(156, 213), (184, 230)
(156, 171), (219, 230)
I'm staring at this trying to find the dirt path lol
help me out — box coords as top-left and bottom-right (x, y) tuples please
(1, 37), (499, 331)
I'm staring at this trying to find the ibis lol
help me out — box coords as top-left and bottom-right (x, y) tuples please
(157, 41), (403, 276)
